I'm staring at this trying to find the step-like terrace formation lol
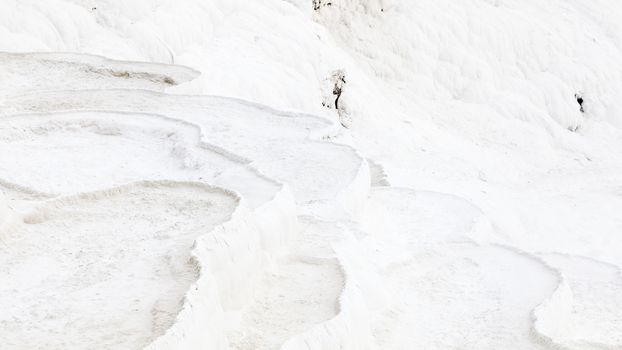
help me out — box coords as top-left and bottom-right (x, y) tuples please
(2, 50), (621, 350)
(0, 52), (368, 350)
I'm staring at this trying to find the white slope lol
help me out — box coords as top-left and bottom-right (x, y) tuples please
(361, 188), (558, 349)
(0, 111), (278, 208)
(0, 52), (366, 350)
(2, 90), (365, 219)
(534, 253), (622, 349)
(2, 1), (622, 350)
(0, 52), (198, 98)
(0, 182), (236, 350)
(229, 252), (343, 349)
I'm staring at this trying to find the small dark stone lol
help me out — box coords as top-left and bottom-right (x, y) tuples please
(575, 93), (585, 113)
